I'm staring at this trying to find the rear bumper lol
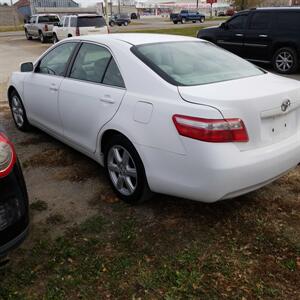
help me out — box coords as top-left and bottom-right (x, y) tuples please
(138, 135), (300, 202)
(0, 162), (29, 256)
(0, 226), (28, 258)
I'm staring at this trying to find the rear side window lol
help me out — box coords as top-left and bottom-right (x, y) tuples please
(103, 59), (125, 88)
(70, 17), (77, 27)
(38, 15), (60, 23)
(274, 12), (300, 31)
(249, 12), (271, 30)
(77, 16), (106, 28)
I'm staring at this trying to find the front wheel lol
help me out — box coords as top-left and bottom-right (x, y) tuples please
(200, 16), (205, 23)
(124, 21), (128, 26)
(272, 47), (298, 74)
(104, 135), (152, 204)
(52, 33), (59, 44)
(110, 21), (115, 27)
(39, 32), (45, 43)
(181, 18), (186, 24)
(9, 90), (31, 132)
(25, 30), (32, 40)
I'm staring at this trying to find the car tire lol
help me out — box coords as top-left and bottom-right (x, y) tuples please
(9, 90), (31, 132)
(25, 30), (32, 40)
(53, 33), (59, 44)
(104, 134), (152, 204)
(39, 31), (45, 43)
(124, 21), (128, 26)
(110, 21), (115, 27)
(200, 16), (205, 23)
(272, 47), (299, 74)
(181, 18), (186, 24)
(192, 20), (196, 23)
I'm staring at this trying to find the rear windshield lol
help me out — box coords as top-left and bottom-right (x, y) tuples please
(132, 41), (264, 86)
(77, 16), (106, 27)
(39, 16), (60, 23)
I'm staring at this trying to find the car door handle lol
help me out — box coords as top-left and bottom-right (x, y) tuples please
(100, 96), (115, 104)
(235, 33), (244, 37)
(49, 84), (58, 92)
(259, 34), (268, 38)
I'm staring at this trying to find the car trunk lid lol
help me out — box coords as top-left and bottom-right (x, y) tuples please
(178, 73), (300, 150)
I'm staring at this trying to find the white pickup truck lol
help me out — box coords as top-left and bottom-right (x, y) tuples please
(24, 14), (60, 43)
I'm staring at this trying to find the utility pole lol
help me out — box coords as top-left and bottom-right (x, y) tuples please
(10, 0), (17, 29)
(196, 0), (199, 9)
(104, 0), (109, 25)
(118, 0), (121, 14)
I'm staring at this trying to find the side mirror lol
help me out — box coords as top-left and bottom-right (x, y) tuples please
(20, 62), (33, 72)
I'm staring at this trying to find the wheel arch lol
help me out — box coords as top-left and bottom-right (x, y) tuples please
(272, 42), (299, 57)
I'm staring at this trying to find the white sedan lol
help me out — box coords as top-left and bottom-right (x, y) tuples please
(8, 34), (300, 204)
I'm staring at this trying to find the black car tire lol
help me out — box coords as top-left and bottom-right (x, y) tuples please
(25, 29), (32, 40)
(192, 20), (196, 23)
(53, 33), (59, 44)
(39, 31), (45, 43)
(9, 90), (31, 132)
(110, 21), (115, 27)
(272, 47), (299, 74)
(181, 18), (186, 24)
(104, 134), (152, 205)
(200, 16), (205, 23)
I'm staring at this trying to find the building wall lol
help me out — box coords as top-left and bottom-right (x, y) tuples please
(30, 0), (79, 8)
(0, 6), (22, 26)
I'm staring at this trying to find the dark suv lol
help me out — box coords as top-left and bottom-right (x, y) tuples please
(198, 8), (300, 74)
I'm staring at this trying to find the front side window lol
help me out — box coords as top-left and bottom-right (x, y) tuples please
(132, 41), (264, 86)
(249, 12), (271, 30)
(227, 14), (248, 30)
(63, 17), (69, 27)
(37, 42), (77, 76)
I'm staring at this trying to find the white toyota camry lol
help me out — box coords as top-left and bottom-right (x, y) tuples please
(8, 34), (300, 204)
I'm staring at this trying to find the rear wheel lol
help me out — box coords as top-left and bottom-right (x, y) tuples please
(110, 21), (115, 27)
(272, 47), (298, 74)
(200, 16), (205, 23)
(9, 90), (31, 132)
(104, 134), (152, 204)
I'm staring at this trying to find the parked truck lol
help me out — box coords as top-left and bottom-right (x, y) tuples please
(170, 10), (205, 24)
(24, 14), (60, 43)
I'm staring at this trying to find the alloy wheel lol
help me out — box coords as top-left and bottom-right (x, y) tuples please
(107, 145), (137, 196)
(275, 51), (294, 72)
(11, 95), (24, 128)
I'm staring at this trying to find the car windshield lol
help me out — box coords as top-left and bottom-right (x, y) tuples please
(132, 41), (264, 86)
(77, 16), (106, 27)
(39, 16), (60, 23)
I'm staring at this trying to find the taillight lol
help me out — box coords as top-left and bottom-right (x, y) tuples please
(173, 115), (249, 143)
(76, 27), (80, 36)
(44, 24), (48, 31)
(0, 133), (16, 178)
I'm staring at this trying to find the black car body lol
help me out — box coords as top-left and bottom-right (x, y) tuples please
(198, 7), (300, 74)
(0, 129), (29, 257)
(109, 14), (131, 26)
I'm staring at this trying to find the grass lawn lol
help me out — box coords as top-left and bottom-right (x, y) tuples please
(127, 26), (204, 37)
(0, 25), (23, 32)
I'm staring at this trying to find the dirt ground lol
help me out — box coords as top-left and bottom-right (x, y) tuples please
(0, 33), (299, 299)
